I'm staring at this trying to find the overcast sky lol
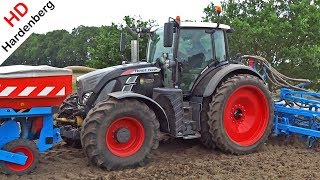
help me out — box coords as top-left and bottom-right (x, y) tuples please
(35, 0), (221, 33)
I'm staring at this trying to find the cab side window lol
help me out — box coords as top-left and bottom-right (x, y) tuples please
(178, 29), (213, 66)
(214, 30), (226, 62)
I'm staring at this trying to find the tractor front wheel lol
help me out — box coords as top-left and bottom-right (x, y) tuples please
(208, 74), (273, 154)
(81, 98), (160, 170)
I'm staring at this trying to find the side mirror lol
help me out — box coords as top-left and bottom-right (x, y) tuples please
(163, 22), (174, 47)
(226, 28), (234, 33)
(131, 40), (139, 63)
(120, 32), (126, 52)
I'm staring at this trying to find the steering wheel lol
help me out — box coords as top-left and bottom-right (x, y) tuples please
(178, 51), (189, 61)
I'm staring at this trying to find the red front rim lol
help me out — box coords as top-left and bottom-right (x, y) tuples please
(106, 117), (145, 157)
(6, 146), (34, 172)
(223, 85), (269, 146)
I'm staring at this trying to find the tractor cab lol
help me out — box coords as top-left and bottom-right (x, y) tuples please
(147, 20), (231, 93)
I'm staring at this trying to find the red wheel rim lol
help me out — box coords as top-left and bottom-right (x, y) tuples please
(223, 85), (269, 146)
(106, 117), (145, 157)
(6, 146), (34, 172)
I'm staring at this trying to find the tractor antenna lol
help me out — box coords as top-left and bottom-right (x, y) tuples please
(215, 5), (222, 28)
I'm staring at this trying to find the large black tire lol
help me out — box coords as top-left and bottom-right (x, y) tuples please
(200, 98), (216, 149)
(208, 74), (273, 154)
(57, 93), (78, 119)
(81, 98), (160, 170)
(57, 93), (82, 148)
(0, 139), (39, 175)
(63, 137), (82, 148)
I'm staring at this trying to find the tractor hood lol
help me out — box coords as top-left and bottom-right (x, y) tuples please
(77, 62), (160, 99)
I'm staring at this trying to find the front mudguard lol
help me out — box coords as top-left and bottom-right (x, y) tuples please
(108, 91), (170, 133)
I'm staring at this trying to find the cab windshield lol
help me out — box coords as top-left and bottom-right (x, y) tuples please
(147, 27), (174, 63)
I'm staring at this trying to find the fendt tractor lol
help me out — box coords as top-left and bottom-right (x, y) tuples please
(56, 9), (274, 170)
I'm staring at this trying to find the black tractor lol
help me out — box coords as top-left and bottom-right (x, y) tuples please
(56, 16), (274, 170)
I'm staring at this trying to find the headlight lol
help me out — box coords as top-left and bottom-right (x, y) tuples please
(82, 92), (93, 104)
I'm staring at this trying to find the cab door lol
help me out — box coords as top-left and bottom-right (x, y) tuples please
(177, 28), (214, 92)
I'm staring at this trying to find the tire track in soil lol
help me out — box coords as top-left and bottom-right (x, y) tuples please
(1, 137), (320, 180)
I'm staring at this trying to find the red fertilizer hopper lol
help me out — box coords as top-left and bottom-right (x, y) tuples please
(0, 65), (72, 109)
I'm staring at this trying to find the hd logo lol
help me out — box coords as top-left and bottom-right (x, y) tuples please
(0, 1), (56, 65)
(4, 3), (29, 28)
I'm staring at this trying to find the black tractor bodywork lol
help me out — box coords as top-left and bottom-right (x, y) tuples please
(58, 58), (262, 141)
(57, 18), (274, 170)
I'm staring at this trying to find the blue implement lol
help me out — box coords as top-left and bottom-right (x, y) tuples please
(0, 107), (61, 171)
(274, 88), (320, 146)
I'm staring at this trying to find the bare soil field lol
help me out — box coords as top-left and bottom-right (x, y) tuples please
(1, 136), (320, 180)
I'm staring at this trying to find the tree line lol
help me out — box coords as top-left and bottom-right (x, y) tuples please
(3, 16), (154, 69)
(204, 0), (320, 84)
(4, 0), (320, 86)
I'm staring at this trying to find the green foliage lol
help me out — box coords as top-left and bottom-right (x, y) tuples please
(86, 16), (156, 68)
(4, 26), (100, 67)
(86, 24), (121, 68)
(204, 0), (320, 85)
(3, 16), (155, 69)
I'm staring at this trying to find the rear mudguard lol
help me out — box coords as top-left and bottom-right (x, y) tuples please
(193, 63), (264, 97)
(108, 91), (170, 133)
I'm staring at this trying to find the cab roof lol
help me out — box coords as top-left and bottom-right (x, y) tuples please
(179, 22), (231, 30)
(150, 21), (231, 32)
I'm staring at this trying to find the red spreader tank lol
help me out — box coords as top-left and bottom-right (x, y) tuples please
(0, 65), (72, 109)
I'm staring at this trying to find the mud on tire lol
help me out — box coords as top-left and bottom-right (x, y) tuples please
(56, 93), (82, 148)
(200, 98), (216, 149)
(57, 93), (78, 119)
(81, 98), (160, 170)
(208, 74), (274, 154)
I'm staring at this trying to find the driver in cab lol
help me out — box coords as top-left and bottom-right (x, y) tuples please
(178, 31), (207, 69)
(177, 30), (210, 91)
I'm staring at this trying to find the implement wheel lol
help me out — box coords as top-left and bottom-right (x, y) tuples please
(81, 98), (160, 170)
(208, 74), (273, 154)
(0, 139), (39, 175)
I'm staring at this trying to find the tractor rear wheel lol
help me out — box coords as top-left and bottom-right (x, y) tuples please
(208, 74), (273, 154)
(81, 98), (160, 170)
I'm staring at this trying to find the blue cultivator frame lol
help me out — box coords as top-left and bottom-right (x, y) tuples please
(274, 88), (320, 146)
(0, 107), (61, 166)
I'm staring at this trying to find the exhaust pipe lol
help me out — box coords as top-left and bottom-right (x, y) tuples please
(131, 40), (139, 63)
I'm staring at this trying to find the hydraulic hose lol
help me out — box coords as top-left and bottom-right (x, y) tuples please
(242, 55), (311, 92)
